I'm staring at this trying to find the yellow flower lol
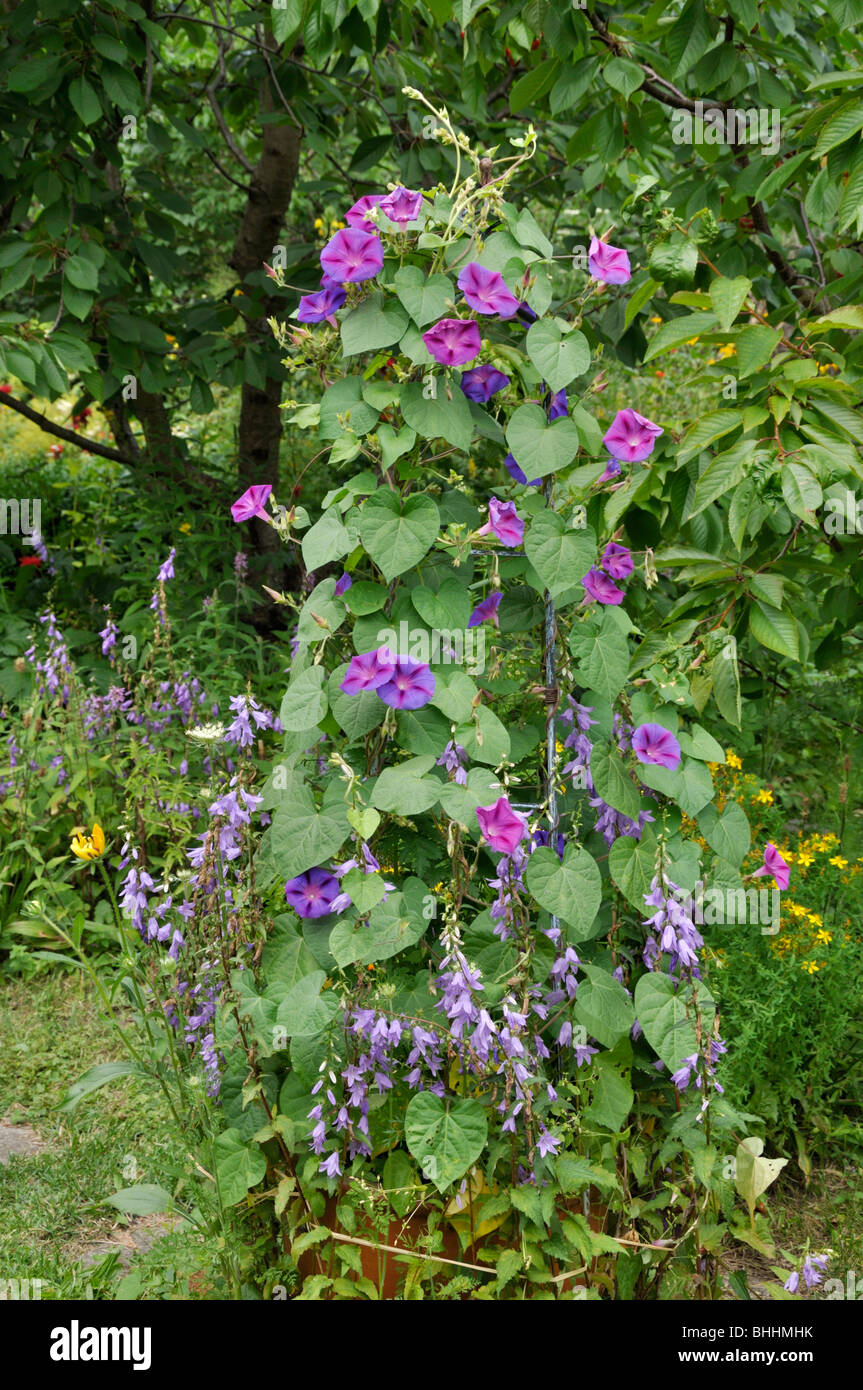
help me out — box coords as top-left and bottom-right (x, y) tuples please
(718, 343), (736, 358)
(164, 333), (176, 344)
(807, 913), (823, 927)
(797, 851), (814, 867)
(314, 218), (325, 232)
(726, 751), (742, 769)
(815, 929), (832, 944)
(71, 823), (106, 860)
(178, 522), (191, 534)
(788, 902), (808, 918)
(802, 960), (821, 974)
(829, 855), (848, 868)
(467, 457), (476, 477)
(686, 337), (699, 345)
(330, 219), (345, 230)
(649, 315), (662, 325)
(754, 788), (774, 805)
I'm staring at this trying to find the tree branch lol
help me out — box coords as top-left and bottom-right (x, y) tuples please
(0, 391), (141, 466)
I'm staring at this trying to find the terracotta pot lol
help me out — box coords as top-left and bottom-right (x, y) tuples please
(296, 1187), (611, 1299)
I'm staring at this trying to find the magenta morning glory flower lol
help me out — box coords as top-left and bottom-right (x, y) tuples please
(422, 318), (482, 366)
(582, 567), (625, 605)
(632, 723), (682, 770)
(379, 186), (423, 224)
(588, 237), (632, 285)
(468, 592), (502, 628)
(460, 365), (510, 403)
(231, 483), (272, 524)
(320, 226), (383, 284)
(476, 796), (527, 854)
(603, 408), (664, 463)
(477, 497), (524, 547)
(601, 542), (634, 579)
(457, 262), (520, 318)
(376, 656), (435, 710)
(345, 194), (384, 231)
(504, 452), (541, 487)
(285, 867), (345, 919)
(340, 646), (396, 695)
(334, 572), (352, 597)
(297, 276), (347, 323)
(753, 843), (790, 891)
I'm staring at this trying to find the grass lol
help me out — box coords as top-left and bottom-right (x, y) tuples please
(0, 970), (210, 1299)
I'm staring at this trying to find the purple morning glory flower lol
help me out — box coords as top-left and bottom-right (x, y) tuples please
(422, 318), (482, 366)
(340, 646), (396, 695)
(632, 723), (682, 770)
(582, 567), (625, 605)
(784, 1270), (800, 1293)
(503, 452), (541, 488)
(468, 591), (502, 628)
(376, 656), (435, 710)
(601, 542), (633, 579)
(588, 237), (632, 285)
(285, 867), (343, 919)
(297, 276), (347, 323)
(459, 365), (510, 403)
(598, 456), (622, 482)
(334, 572), (352, 597)
(379, 186), (423, 224)
(603, 409), (663, 463)
(231, 484), (272, 523)
(548, 388), (568, 420)
(477, 497), (524, 547)
(320, 226), (383, 284)
(345, 194), (384, 231)
(457, 262), (520, 318)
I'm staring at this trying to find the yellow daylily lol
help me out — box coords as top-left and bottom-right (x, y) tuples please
(71, 822), (106, 860)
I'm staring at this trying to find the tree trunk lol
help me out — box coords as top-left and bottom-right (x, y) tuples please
(229, 81), (302, 589)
